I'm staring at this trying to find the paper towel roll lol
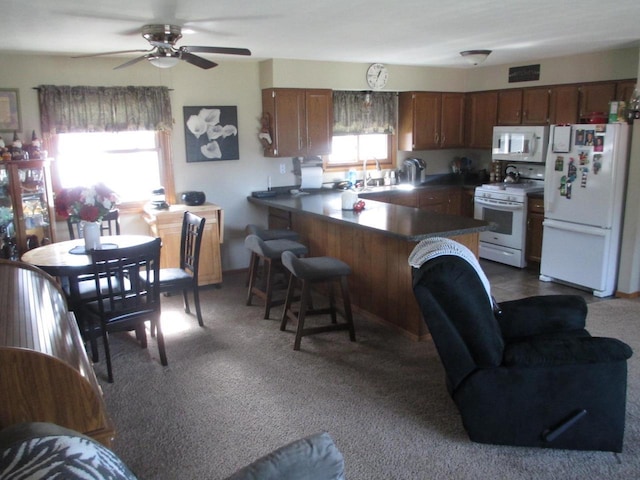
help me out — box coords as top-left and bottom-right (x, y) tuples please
(341, 190), (358, 210)
(300, 166), (323, 189)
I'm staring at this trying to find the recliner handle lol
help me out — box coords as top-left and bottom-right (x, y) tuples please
(542, 409), (588, 443)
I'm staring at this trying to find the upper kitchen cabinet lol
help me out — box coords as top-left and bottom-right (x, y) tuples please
(398, 92), (465, 150)
(578, 82), (616, 122)
(261, 88), (333, 158)
(549, 85), (580, 124)
(615, 79), (638, 102)
(465, 91), (498, 149)
(497, 88), (550, 125)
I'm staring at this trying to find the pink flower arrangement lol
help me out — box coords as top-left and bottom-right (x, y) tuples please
(55, 183), (119, 223)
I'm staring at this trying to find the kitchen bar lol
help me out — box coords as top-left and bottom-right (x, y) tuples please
(248, 190), (490, 340)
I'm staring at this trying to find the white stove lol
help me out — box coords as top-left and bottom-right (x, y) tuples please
(474, 163), (545, 268)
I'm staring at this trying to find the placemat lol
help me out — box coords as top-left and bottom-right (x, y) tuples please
(69, 243), (119, 255)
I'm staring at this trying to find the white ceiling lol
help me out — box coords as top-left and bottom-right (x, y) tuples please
(2, 0), (640, 69)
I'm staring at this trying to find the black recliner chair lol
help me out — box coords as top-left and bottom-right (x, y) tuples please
(410, 237), (633, 452)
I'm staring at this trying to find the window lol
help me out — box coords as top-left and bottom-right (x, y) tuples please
(54, 131), (174, 208)
(325, 133), (393, 169)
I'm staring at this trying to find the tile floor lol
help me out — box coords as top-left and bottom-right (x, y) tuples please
(480, 259), (609, 304)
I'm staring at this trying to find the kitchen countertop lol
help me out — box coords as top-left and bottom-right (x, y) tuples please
(248, 189), (490, 242)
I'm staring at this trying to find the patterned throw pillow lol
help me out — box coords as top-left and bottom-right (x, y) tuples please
(0, 424), (137, 480)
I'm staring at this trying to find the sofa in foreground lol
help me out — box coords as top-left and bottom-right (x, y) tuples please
(0, 422), (345, 479)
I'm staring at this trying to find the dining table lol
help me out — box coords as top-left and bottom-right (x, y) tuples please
(21, 234), (158, 307)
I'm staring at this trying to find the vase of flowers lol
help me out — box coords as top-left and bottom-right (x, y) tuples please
(55, 183), (119, 251)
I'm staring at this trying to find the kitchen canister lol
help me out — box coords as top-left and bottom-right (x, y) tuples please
(341, 190), (358, 210)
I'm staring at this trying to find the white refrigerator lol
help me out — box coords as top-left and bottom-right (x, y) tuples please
(539, 123), (630, 297)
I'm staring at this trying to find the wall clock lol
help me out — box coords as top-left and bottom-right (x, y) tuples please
(366, 63), (389, 90)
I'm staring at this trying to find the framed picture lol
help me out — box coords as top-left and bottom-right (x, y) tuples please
(0, 89), (21, 132)
(183, 106), (239, 162)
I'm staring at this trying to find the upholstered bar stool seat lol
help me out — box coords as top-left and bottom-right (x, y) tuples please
(245, 224), (300, 286)
(245, 234), (308, 319)
(280, 250), (356, 351)
(245, 224), (300, 241)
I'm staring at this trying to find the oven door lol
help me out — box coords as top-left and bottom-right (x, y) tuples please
(474, 196), (526, 250)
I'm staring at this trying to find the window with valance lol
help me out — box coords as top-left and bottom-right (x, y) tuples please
(327, 91), (397, 169)
(37, 85), (173, 135)
(37, 85), (176, 207)
(332, 90), (396, 135)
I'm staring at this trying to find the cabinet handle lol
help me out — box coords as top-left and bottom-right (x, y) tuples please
(434, 133), (439, 144)
(441, 135), (446, 146)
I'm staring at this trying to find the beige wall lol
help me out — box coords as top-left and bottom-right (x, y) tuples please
(1, 48), (637, 273)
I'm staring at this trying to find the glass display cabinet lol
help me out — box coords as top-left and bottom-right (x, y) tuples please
(0, 159), (55, 258)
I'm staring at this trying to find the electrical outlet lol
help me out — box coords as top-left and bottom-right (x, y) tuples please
(279, 163), (286, 174)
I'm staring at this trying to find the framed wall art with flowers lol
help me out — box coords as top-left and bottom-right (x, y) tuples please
(183, 106), (239, 162)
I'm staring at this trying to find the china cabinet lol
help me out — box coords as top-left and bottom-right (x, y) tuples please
(0, 159), (55, 258)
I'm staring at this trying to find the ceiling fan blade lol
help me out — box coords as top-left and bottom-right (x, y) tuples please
(114, 55), (150, 70)
(180, 51), (218, 69)
(72, 49), (152, 59)
(180, 45), (251, 56)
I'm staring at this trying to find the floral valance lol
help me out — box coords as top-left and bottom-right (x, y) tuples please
(37, 85), (173, 136)
(333, 90), (396, 135)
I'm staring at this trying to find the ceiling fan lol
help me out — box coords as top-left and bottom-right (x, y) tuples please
(73, 24), (251, 70)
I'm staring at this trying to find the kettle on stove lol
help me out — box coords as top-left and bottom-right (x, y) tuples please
(504, 164), (520, 183)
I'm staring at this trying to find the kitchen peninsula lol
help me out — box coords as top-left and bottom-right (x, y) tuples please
(248, 189), (490, 340)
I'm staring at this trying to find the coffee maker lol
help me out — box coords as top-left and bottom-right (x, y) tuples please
(401, 158), (426, 185)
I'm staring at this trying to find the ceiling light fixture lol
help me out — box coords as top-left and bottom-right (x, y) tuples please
(148, 53), (180, 68)
(460, 50), (492, 66)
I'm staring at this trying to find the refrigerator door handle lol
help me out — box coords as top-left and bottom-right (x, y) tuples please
(543, 219), (609, 236)
(545, 175), (559, 213)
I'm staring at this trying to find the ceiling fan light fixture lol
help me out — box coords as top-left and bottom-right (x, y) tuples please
(460, 49), (492, 65)
(148, 54), (181, 69)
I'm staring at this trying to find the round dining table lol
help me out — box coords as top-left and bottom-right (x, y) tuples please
(21, 235), (157, 277)
(21, 235), (158, 304)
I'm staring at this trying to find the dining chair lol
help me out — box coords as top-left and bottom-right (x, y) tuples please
(67, 209), (121, 239)
(157, 211), (206, 327)
(80, 237), (166, 383)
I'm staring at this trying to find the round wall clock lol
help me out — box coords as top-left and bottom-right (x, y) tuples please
(366, 63), (389, 90)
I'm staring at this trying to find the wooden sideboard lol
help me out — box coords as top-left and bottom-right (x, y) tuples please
(143, 203), (224, 286)
(0, 259), (115, 447)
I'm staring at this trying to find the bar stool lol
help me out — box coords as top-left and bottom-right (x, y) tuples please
(280, 250), (356, 351)
(245, 224), (300, 241)
(244, 224), (301, 286)
(245, 234), (308, 319)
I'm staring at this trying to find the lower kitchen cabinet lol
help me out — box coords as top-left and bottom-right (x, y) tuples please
(362, 186), (462, 216)
(143, 203), (224, 286)
(526, 195), (544, 263)
(460, 187), (475, 218)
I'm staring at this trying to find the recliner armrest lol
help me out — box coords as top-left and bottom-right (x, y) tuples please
(496, 295), (587, 339)
(503, 336), (633, 367)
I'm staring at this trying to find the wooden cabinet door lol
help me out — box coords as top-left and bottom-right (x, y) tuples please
(412, 92), (440, 150)
(522, 88), (550, 124)
(578, 82), (616, 121)
(460, 188), (475, 218)
(417, 188), (448, 213)
(440, 93), (465, 148)
(305, 89), (333, 156)
(526, 196), (544, 263)
(399, 92), (440, 150)
(616, 79), (637, 102)
(266, 89), (306, 157)
(497, 89), (523, 125)
(465, 91), (498, 149)
(549, 85), (579, 124)
(446, 187), (461, 216)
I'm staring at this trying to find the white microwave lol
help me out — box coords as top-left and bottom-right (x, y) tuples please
(492, 125), (549, 163)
